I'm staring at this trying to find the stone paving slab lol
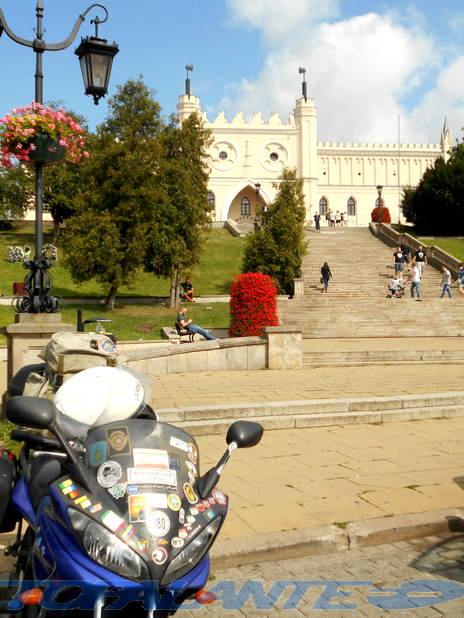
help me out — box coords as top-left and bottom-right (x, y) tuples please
(196, 417), (464, 566)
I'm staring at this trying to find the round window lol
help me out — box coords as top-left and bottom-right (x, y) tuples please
(270, 152), (279, 162)
(218, 151), (228, 161)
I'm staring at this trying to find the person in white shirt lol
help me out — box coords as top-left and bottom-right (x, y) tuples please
(440, 266), (452, 298)
(409, 264), (421, 300)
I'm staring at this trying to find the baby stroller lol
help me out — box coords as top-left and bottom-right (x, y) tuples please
(387, 277), (405, 298)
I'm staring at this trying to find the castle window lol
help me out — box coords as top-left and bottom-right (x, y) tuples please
(270, 152), (279, 161)
(319, 197), (327, 215)
(241, 197), (250, 215)
(207, 192), (215, 210)
(218, 151), (228, 160)
(347, 198), (356, 216)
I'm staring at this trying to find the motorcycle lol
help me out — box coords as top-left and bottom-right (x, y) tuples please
(0, 365), (263, 616)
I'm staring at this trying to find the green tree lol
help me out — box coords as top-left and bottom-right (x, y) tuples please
(43, 108), (90, 245)
(143, 112), (213, 308)
(243, 167), (307, 294)
(401, 143), (464, 235)
(63, 77), (162, 310)
(0, 164), (32, 226)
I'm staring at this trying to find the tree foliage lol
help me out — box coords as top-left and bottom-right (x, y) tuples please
(63, 77), (162, 309)
(0, 165), (32, 226)
(143, 112), (213, 308)
(243, 167), (307, 295)
(42, 107), (90, 244)
(401, 144), (464, 235)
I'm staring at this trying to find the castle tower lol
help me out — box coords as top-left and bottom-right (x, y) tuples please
(293, 97), (318, 220)
(177, 93), (202, 126)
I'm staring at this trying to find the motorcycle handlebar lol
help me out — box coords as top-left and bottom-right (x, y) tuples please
(10, 429), (62, 451)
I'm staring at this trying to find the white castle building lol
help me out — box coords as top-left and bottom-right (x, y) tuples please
(177, 89), (452, 229)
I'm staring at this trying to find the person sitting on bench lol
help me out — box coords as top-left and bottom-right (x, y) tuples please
(177, 307), (216, 340)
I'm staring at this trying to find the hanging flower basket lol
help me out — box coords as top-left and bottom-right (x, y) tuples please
(23, 133), (67, 166)
(0, 103), (89, 168)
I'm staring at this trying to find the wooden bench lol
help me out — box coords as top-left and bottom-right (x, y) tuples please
(175, 322), (196, 343)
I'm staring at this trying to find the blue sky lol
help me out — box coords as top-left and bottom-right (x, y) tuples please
(1, 0), (464, 145)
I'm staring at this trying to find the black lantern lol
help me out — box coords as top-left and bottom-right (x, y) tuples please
(75, 36), (119, 105)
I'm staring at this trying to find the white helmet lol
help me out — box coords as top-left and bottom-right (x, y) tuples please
(54, 366), (153, 438)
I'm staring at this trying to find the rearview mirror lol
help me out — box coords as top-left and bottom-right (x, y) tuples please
(226, 421), (263, 448)
(6, 396), (56, 431)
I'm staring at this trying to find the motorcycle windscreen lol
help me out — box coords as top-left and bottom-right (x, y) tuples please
(57, 419), (227, 581)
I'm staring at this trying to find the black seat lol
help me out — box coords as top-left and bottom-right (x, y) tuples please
(175, 322), (196, 343)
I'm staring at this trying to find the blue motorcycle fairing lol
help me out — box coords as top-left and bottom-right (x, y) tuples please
(12, 474), (35, 526)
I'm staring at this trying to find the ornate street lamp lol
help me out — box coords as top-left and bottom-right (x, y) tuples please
(0, 1), (118, 313)
(376, 184), (383, 225)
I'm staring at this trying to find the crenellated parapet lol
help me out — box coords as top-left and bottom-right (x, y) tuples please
(317, 142), (442, 152)
(201, 109), (296, 130)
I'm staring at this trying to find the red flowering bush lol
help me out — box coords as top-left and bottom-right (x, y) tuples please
(371, 206), (391, 223)
(229, 272), (279, 337)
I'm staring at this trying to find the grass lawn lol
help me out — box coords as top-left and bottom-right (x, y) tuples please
(418, 237), (464, 262)
(0, 227), (246, 298)
(0, 227), (245, 344)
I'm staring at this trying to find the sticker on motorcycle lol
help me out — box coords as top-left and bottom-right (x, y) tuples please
(109, 483), (127, 499)
(129, 495), (147, 523)
(97, 461), (122, 488)
(74, 495), (91, 509)
(89, 441), (107, 466)
(151, 546), (168, 565)
(183, 483), (198, 505)
(101, 510), (125, 532)
(90, 503), (102, 514)
(133, 448), (169, 470)
(167, 494), (181, 511)
(170, 436), (189, 453)
(188, 443), (198, 465)
(185, 461), (197, 477)
(146, 494), (168, 509)
(61, 483), (76, 496)
(147, 511), (170, 537)
(179, 508), (185, 524)
(106, 427), (131, 457)
(212, 488), (227, 506)
(203, 508), (216, 521)
(171, 537), (184, 549)
(168, 453), (181, 471)
(121, 525), (136, 540)
(127, 468), (176, 486)
(138, 539), (149, 552)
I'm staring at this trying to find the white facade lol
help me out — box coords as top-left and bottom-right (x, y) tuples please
(177, 93), (452, 228)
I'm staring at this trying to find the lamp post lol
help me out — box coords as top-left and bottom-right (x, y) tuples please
(376, 184), (383, 226)
(254, 182), (261, 231)
(0, 1), (118, 313)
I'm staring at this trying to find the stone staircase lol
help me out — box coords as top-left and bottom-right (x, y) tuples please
(279, 227), (464, 338)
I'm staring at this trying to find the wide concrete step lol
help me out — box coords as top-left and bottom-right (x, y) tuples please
(303, 349), (464, 368)
(158, 392), (464, 435)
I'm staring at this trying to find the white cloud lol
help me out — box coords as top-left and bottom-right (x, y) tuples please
(220, 3), (460, 143)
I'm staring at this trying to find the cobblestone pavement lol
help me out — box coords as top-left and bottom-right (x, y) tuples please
(181, 533), (464, 617)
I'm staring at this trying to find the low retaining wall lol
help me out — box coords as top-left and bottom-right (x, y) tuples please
(123, 326), (302, 375)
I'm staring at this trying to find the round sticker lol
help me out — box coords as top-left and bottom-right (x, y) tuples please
(212, 488), (227, 506)
(183, 483), (198, 505)
(167, 494), (181, 512)
(147, 511), (170, 537)
(97, 461), (122, 488)
(151, 546), (168, 565)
